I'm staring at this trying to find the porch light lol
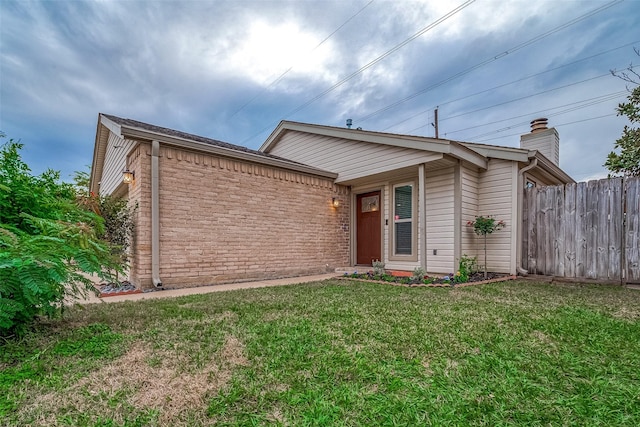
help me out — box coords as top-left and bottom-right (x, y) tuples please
(332, 197), (340, 208)
(122, 169), (134, 184)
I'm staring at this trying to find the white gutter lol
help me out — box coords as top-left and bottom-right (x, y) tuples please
(151, 140), (162, 287)
(516, 158), (537, 276)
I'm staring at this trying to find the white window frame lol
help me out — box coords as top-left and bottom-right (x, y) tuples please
(389, 181), (417, 261)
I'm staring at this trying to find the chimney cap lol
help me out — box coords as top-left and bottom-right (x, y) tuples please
(530, 118), (548, 133)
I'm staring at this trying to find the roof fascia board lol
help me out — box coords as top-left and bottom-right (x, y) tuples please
(262, 121), (487, 169)
(263, 121), (451, 152)
(335, 153), (444, 184)
(531, 151), (575, 184)
(121, 126), (338, 180)
(89, 116), (110, 194)
(449, 144), (487, 169)
(100, 114), (123, 137)
(460, 142), (529, 162)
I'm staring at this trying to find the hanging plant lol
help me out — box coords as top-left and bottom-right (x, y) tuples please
(467, 216), (505, 279)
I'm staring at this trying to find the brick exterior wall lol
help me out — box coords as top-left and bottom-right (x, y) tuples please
(126, 143), (152, 284)
(127, 143), (350, 289)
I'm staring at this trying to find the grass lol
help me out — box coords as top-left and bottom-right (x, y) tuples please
(1, 279), (639, 426)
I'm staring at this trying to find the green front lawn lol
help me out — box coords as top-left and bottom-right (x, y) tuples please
(1, 280), (639, 426)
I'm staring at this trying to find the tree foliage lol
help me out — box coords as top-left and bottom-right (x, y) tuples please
(467, 216), (505, 279)
(0, 140), (119, 336)
(605, 50), (640, 177)
(73, 169), (137, 281)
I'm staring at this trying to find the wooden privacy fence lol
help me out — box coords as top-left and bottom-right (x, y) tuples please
(522, 176), (640, 283)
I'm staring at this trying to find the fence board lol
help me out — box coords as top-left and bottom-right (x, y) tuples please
(526, 187), (537, 274)
(609, 178), (623, 281)
(585, 180), (598, 279)
(522, 177), (637, 283)
(554, 185), (565, 277)
(596, 179), (609, 280)
(575, 182), (587, 278)
(546, 187), (556, 275)
(626, 177), (640, 282)
(564, 183), (576, 277)
(536, 187), (546, 274)
(521, 186), (529, 271)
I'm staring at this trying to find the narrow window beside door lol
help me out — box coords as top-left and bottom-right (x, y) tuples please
(394, 184), (413, 255)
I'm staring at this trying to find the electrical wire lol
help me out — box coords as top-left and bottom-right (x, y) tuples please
(401, 64), (635, 136)
(240, 0), (477, 144)
(382, 40), (639, 132)
(438, 91), (626, 137)
(471, 113), (617, 143)
(229, 0), (376, 119)
(354, 0), (624, 124)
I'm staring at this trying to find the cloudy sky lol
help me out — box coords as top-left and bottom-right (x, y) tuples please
(1, 0), (638, 183)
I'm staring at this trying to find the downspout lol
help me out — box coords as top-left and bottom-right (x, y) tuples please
(516, 157), (537, 276)
(418, 164), (427, 271)
(151, 140), (163, 287)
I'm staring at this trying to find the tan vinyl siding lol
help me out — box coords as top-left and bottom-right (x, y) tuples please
(269, 130), (440, 182)
(461, 165), (480, 259)
(425, 167), (455, 273)
(99, 131), (137, 196)
(476, 159), (515, 273)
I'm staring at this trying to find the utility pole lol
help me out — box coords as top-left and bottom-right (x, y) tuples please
(433, 107), (439, 139)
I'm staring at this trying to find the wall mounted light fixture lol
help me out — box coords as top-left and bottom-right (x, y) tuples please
(332, 197), (340, 208)
(122, 169), (135, 184)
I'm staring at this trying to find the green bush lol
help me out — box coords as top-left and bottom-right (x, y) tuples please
(0, 140), (120, 336)
(455, 254), (478, 283)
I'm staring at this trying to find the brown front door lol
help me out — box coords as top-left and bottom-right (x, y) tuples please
(356, 191), (381, 265)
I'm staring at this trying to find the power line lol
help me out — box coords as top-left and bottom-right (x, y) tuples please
(240, 0), (477, 144)
(439, 91), (626, 137)
(382, 40), (639, 132)
(464, 94), (624, 140)
(354, 0), (624, 124)
(403, 65), (634, 136)
(472, 113), (616, 143)
(229, 0), (376, 119)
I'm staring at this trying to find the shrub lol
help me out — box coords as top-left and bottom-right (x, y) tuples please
(411, 266), (426, 282)
(455, 254), (478, 283)
(372, 260), (386, 276)
(467, 216), (505, 279)
(0, 140), (120, 336)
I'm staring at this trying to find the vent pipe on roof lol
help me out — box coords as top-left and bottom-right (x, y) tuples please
(346, 118), (352, 129)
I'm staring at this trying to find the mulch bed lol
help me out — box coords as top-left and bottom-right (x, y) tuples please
(96, 280), (143, 297)
(338, 272), (516, 288)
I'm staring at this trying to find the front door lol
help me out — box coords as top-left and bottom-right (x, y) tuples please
(356, 191), (381, 265)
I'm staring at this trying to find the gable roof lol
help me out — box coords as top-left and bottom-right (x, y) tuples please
(90, 114), (338, 193)
(102, 114), (288, 161)
(260, 120), (574, 184)
(261, 120), (488, 170)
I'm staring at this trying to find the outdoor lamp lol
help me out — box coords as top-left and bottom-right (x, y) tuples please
(332, 197), (340, 208)
(122, 169), (134, 184)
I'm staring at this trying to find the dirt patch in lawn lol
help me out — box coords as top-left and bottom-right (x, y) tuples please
(17, 335), (249, 426)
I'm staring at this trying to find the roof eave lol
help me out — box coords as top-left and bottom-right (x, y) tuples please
(262, 121), (487, 169)
(120, 126), (338, 180)
(89, 114), (114, 194)
(530, 151), (575, 184)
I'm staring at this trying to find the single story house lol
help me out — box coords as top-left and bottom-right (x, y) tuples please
(90, 114), (573, 289)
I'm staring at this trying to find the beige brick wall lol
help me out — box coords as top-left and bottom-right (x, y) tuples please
(126, 142), (152, 284)
(128, 143), (350, 289)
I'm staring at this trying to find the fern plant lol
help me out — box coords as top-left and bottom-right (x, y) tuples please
(0, 140), (119, 336)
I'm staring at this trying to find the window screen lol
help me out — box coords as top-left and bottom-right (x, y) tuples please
(393, 184), (413, 255)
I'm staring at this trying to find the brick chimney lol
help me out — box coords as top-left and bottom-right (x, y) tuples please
(520, 118), (559, 165)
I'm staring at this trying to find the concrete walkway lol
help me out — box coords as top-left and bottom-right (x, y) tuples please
(73, 273), (338, 305)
